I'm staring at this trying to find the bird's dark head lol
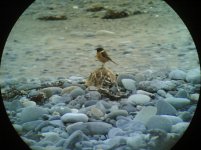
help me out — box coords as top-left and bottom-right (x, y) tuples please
(96, 47), (104, 52)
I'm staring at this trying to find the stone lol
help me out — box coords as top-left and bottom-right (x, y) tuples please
(89, 107), (104, 119)
(160, 115), (183, 125)
(70, 87), (85, 99)
(22, 120), (44, 131)
(7, 100), (23, 111)
(189, 93), (200, 102)
(108, 128), (125, 138)
(66, 122), (112, 135)
(50, 106), (71, 116)
(146, 115), (172, 132)
(164, 97), (191, 109)
(186, 68), (201, 84)
(156, 100), (177, 115)
(178, 111), (192, 122)
(68, 76), (84, 83)
(63, 130), (89, 149)
(22, 100), (36, 107)
(13, 124), (23, 134)
(134, 106), (157, 124)
(61, 113), (88, 123)
(120, 103), (137, 113)
(105, 136), (127, 149)
(121, 79), (136, 91)
(117, 74), (135, 86)
(41, 132), (62, 143)
(157, 90), (166, 97)
(84, 100), (98, 107)
(106, 110), (128, 119)
(136, 90), (154, 97)
(138, 80), (176, 92)
(20, 106), (48, 123)
(40, 87), (62, 98)
(49, 95), (64, 104)
(175, 89), (188, 98)
(126, 133), (147, 149)
(169, 69), (186, 80)
(85, 91), (101, 100)
(127, 94), (151, 105)
(171, 122), (189, 135)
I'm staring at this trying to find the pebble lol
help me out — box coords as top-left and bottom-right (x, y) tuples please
(175, 89), (188, 98)
(117, 74), (135, 86)
(49, 95), (64, 104)
(84, 100), (98, 107)
(156, 100), (177, 115)
(40, 87), (62, 98)
(189, 93), (200, 102)
(41, 132), (62, 143)
(178, 111), (192, 122)
(121, 79), (136, 91)
(169, 69), (186, 80)
(49, 106), (71, 116)
(108, 128), (125, 138)
(13, 124), (23, 134)
(134, 106), (157, 124)
(146, 115), (172, 132)
(85, 91), (101, 100)
(61, 113), (88, 123)
(7, 100), (23, 111)
(171, 122), (189, 135)
(63, 130), (89, 149)
(186, 68), (201, 84)
(138, 80), (176, 92)
(22, 120), (44, 131)
(89, 107), (104, 119)
(157, 90), (166, 97)
(164, 97), (191, 109)
(136, 90), (155, 97)
(20, 106), (48, 123)
(70, 87), (85, 99)
(127, 94), (151, 105)
(126, 133), (147, 149)
(106, 110), (128, 119)
(160, 115), (183, 125)
(22, 100), (36, 107)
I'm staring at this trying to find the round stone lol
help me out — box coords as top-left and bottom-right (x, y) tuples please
(61, 113), (88, 123)
(128, 94), (151, 105)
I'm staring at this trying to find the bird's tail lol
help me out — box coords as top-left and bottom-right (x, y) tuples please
(111, 60), (118, 65)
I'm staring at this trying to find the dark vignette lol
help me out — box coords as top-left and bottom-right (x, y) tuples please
(0, 0), (200, 150)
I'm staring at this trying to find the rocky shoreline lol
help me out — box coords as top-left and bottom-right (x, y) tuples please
(2, 67), (200, 150)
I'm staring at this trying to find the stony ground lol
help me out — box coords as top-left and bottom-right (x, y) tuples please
(0, 0), (200, 150)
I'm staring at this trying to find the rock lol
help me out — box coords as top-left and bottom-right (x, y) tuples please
(157, 90), (166, 97)
(7, 100), (23, 111)
(126, 133), (147, 149)
(22, 100), (36, 107)
(136, 90), (154, 97)
(128, 94), (151, 105)
(117, 74), (135, 86)
(106, 136), (127, 149)
(164, 97), (191, 109)
(186, 68), (201, 84)
(146, 115), (172, 132)
(84, 100), (98, 107)
(108, 128), (125, 138)
(22, 120), (44, 131)
(61, 113), (88, 123)
(120, 103), (137, 113)
(50, 106), (71, 116)
(40, 87), (62, 98)
(175, 89), (188, 98)
(70, 87), (85, 99)
(178, 111), (192, 122)
(49, 95), (64, 104)
(88, 107), (104, 119)
(121, 79), (136, 91)
(189, 93), (200, 102)
(13, 124), (23, 134)
(20, 106), (48, 123)
(85, 91), (101, 100)
(41, 132), (62, 143)
(160, 115), (183, 125)
(169, 69), (186, 80)
(138, 80), (176, 92)
(63, 130), (89, 149)
(134, 106), (157, 124)
(68, 76), (85, 83)
(66, 122), (112, 135)
(49, 120), (65, 128)
(156, 100), (177, 115)
(86, 122), (112, 135)
(106, 110), (128, 119)
(61, 86), (78, 95)
(171, 122), (189, 135)
(41, 126), (55, 133)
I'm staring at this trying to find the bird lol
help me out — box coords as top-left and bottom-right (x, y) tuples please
(96, 47), (118, 67)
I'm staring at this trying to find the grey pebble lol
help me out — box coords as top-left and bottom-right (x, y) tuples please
(22, 120), (44, 131)
(117, 74), (135, 86)
(121, 79), (136, 91)
(107, 110), (128, 119)
(186, 68), (201, 84)
(156, 100), (177, 115)
(169, 69), (186, 80)
(20, 106), (48, 123)
(146, 115), (172, 132)
(61, 113), (88, 123)
(40, 87), (62, 98)
(164, 97), (191, 109)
